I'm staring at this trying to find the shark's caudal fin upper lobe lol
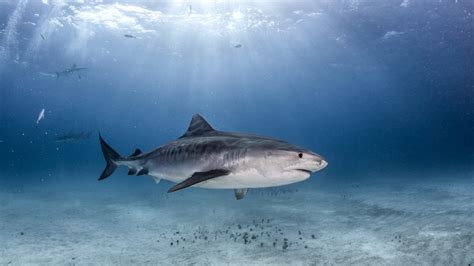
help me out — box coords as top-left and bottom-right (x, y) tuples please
(98, 134), (121, 180)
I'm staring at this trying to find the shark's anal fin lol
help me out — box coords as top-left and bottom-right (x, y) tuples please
(130, 149), (142, 157)
(234, 188), (249, 200)
(128, 168), (137, 175)
(137, 168), (148, 176)
(168, 169), (230, 193)
(151, 176), (161, 184)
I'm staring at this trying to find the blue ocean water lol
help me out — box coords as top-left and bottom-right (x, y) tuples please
(0, 1), (473, 264)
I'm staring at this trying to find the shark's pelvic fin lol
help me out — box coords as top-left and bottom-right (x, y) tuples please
(168, 169), (230, 192)
(234, 188), (249, 200)
(137, 168), (149, 176)
(151, 176), (161, 184)
(128, 168), (137, 175)
(179, 114), (215, 138)
(130, 149), (142, 157)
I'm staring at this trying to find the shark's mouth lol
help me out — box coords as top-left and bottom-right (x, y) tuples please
(296, 169), (312, 174)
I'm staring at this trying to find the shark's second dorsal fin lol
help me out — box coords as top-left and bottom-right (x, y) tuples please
(130, 149), (142, 157)
(179, 114), (215, 138)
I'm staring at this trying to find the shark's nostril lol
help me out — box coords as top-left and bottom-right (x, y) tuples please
(320, 160), (328, 169)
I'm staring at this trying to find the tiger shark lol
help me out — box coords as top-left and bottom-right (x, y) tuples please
(99, 114), (328, 200)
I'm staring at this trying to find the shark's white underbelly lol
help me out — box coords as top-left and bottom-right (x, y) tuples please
(153, 168), (310, 189)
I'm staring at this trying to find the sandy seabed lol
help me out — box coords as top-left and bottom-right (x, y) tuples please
(1, 173), (473, 265)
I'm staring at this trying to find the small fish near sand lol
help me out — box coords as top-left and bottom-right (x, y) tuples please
(124, 34), (136, 39)
(36, 109), (45, 124)
(40, 33), (45, 40)
(98, 114), (327, 200)
(234, 44), (242, 48)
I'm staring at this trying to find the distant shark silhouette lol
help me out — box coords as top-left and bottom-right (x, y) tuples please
(54, 131), (92, 142)
(56, 63), (87, 79)
(98, 114), (328, 200)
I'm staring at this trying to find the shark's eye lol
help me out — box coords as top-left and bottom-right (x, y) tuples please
(298, 153), (303, 158)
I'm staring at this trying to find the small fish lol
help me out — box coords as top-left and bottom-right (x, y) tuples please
(382, 31), (404, 40)
(234, 44), (242, 48)
(36, 109), (45, 124)
(124, 34), (136, 39)
(40, 33), (45, 40)
(38, 71), (56, 78)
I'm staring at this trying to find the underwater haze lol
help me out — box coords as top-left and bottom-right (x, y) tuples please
(0, 0), (473, 265)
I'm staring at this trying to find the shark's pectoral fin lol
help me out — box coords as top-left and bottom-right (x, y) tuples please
(234, 188), (248, 200)
(168, 169), (230, 193)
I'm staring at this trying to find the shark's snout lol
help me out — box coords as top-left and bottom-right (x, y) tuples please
(307, 157), (328, 172)
(283, 152), (328, 174)
(317, 159), (328, 171)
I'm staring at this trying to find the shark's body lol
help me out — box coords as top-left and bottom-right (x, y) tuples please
(56, 63), (87, 78)
(99, 114), (327, 199)
(54, 131), (92, 143)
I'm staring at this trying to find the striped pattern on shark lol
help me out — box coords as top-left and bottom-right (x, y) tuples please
(98, 114), (328, 200)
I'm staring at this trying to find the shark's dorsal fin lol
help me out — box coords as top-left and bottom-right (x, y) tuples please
(179, 114), (215, 138)
(130, 149), (142, 157)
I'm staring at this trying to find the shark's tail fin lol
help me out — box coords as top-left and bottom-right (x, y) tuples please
(99, 134), (122, 180)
